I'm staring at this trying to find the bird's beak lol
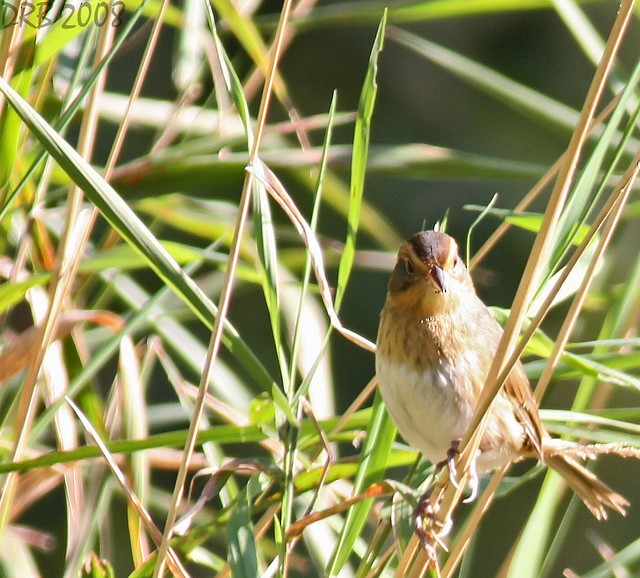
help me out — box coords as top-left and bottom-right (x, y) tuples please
(430, 265), (446, 293)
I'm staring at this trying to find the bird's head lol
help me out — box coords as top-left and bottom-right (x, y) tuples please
(386, 230), (475, 317)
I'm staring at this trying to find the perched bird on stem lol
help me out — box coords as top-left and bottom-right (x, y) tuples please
(375, 230), (627, 537)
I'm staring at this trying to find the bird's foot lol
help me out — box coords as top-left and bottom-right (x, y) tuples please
(462, 456), (479, 503)
(434, 438), (462, 488)
(435, 439), (480, 503)
(414, 486), (452, 557)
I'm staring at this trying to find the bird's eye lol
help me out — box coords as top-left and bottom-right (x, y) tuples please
(403, 259), (414, 275)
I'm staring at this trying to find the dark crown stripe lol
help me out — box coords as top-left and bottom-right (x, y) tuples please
(409, 231), (452, 265)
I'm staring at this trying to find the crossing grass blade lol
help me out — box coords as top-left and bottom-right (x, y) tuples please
(0, 74), (275, 392)
(334, 9), (387, 311)
(326, 391), (396, 575)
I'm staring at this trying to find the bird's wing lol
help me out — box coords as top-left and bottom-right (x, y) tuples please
(480, 304), (545, 459)
(505, 360), (545, 459)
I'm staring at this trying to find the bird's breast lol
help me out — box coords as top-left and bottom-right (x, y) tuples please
(375, 351), (475, 464)
(375, 305), (523, 470)
(376, 307), (476, 462)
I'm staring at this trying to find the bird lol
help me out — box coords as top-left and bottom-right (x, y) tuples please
(375, 229), (627, 524)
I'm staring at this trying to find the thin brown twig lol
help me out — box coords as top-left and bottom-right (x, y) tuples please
(332, 375), (378, 436)
(0, 18), (117, 534)
(440, 467), (507, 578)
(422, 0), (636, 561)
(152, 1), (296, 575)
(470, 93), (622, 270)
(470, 158), (561, 270)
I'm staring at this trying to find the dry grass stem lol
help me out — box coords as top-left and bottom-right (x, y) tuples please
(543, 440), (640, 461)
(533, 156), (640, 400)
(332, 375), (378, 435)
(482, 152), (640, 415)
(440, 467), (508, 578)
(248, 159), (376, 352)
(0, 0), (636, 575)
(419, 0), (637, 564)
(153, 2), (296, 575)
(470, 93), (621, 269)
(65, 398), (188, 577)
(0, 16), (120, 529)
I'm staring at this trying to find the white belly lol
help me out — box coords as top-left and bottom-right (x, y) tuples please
(375, 354), (522, 471)
(375, 354), (474, 465)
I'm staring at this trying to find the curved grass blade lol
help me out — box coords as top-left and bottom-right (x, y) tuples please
(334, 9), (386, 310)
(0, 74), (274, 391)
(326, 391), (396, 575)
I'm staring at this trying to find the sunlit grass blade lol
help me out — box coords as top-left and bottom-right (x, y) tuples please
(28, 246), (245, 443)
(1, 0), (151, 219)
(334, 9), (386, 310)
(0, 424), (268, 475)
(119, 336), (150, 566)
(0, 74), (274, 391)
(174, 0), (205, 91)
(211, 0), (272, 84)
(207, 2), (288, 390)
(65, 397), (189, 577)
(553, 0), (605, 67)
(504, 51), (640, 574)
(110, 144), (545, 198)
(507, 161), (640, 578)
(548, 67), (640, 285)
(290, 91), (338, 401)
(327, 391), (396, 575)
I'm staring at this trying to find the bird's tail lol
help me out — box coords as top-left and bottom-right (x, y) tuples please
(546, 454), (628, 520)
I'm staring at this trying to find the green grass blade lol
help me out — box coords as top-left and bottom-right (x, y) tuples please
(290, 92), (338, 401)
(327, 391), (396, 575)
(0, 425), (267, 475)
(388, 26), (580, 131)
(0, 74), (274, 392)
(1, 0), (150, 219)
(208, 4), (288, 390)
(334, 9), (386, 310)
(227, 483), (260, 578)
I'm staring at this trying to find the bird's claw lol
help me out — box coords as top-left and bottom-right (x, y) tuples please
(414, 487), (452, 557)
(445, 439), (461, 488)
(462, 457), (479, 503)
(435, 438), (462, 488)
(413, 439), (481, 554)
(436, 439), (480, 503)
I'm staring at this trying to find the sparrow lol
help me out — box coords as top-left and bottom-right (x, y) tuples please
(375, 230), (627, 522)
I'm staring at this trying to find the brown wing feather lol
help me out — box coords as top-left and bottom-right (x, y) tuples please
(476, 299), (545, 460)
(505, 360), (545, 460)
